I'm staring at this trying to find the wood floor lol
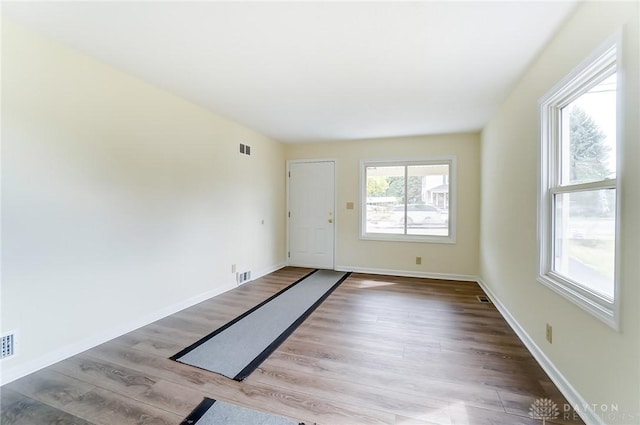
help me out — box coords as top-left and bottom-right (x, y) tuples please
(1, 267), (585, 425)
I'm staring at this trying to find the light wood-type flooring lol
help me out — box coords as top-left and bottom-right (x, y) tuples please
(1, 267), (585, 424)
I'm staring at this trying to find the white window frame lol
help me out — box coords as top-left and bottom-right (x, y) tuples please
(538, 34), (622, 329)
(360, 157), (457, 244)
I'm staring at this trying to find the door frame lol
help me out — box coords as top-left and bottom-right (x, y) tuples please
(286, 159), (337, 269)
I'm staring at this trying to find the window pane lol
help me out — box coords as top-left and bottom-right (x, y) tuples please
(553, 189), (615, 299)
(365, 166), (405, 235)
(406, 165), (449, 236)
(560, 73), (616, 185)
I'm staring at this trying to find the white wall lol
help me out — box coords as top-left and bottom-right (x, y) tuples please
(286, 133), (480, 279)
(480, 2), (639, 423)
(1, 21), (286, 384)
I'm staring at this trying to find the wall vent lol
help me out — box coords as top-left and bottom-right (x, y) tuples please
(477, 295), (491, 304)
(1, 332), (16, 359)
(239, 143), (251, 156)
(236, 271), (252, 285)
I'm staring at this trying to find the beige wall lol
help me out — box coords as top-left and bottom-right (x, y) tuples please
(1, 21), (286, 383)
(480, 1), (639, 422)
(286, 133), (480, 278)
(5, 4), (637, 419)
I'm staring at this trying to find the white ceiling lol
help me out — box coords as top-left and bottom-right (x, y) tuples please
(3, 1), (578, 143)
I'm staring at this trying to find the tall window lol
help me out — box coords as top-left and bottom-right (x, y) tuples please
(539, 38), (620, 328)
(361, 157), (456, 243)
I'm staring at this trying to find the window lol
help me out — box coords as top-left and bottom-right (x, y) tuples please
(538, 37), (620, 328)
(361, 157), (456, 243)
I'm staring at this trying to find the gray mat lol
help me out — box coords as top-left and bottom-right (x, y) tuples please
(181, 398), (304, 425)
(172, 269), (348, 380)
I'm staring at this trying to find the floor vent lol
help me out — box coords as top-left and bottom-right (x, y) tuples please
(237, 271), (252, 285)
(1, 332), (16, 359)
(477, 295), (492, 304)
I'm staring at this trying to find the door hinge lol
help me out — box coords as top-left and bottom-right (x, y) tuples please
(288, 251), (290, 258)
(288, 211), (291, 218)
(288, 171), (291, 178)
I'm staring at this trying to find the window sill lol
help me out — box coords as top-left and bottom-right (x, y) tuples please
(360, 233), (456, 244)
(537, 273), (619, 330)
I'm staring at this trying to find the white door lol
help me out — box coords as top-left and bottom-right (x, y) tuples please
(288, 161), (335, 269)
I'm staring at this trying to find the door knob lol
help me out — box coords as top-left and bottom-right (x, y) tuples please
(328, 218), (333, 223)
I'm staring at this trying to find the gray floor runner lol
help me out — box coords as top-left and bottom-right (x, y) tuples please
(171, 269), (349, 380)
(181, 398), (305, 425)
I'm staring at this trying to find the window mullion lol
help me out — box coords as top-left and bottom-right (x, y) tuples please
(551, 179), (617, 194)
(403, 165), (408, 235)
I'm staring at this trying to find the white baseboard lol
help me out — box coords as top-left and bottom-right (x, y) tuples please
(2, 263), (600, 425)
(254, 262), (287, 281)
(476, 278), (604, 425)
(235, 262), (287, 286)
(1, 263), (288, 386)
(336, 265), (477, 282)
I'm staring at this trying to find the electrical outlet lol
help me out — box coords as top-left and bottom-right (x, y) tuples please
(546, 323), (553, 344)
(231, 264), (236, 273)
(416, 256), (422, 265)
(346, 202), (354, 210)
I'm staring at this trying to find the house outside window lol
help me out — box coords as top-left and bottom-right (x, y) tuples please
(361, 157), (456, 244)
